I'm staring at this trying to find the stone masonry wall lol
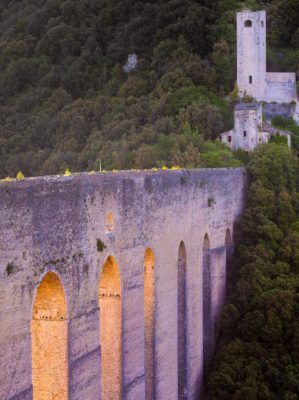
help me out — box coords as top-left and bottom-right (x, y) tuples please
(265, 72), (297, 103)
(237, 10), (266, 101)
(0, 168), (246, 400)
(233, 107), (262, 151)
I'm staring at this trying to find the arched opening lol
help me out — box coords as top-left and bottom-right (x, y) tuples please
(202, 233), (211, 367)
(99, 256), (122, 400)
(261, 20), (264, 28)
(144, 248), (155, 400)
(249, 75), (253, 84)
(244, 20), (252, 27)
(225, 229), (234, 296)
(32, 271), (68, 400)
(106, 212), (115, 233)
(178, 241), (187, 399)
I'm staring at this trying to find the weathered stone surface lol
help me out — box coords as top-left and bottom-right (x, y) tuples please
(265, 72), (297, 103)
(0, 168), (246, 399)
(237, 10), (297, 104)
(237, 10), (267, 101)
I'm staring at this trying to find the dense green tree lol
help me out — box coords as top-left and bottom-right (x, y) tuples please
(0, 0), (297, 178)
(206, 145), (299, 400)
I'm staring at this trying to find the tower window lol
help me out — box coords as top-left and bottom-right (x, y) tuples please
(244, 131), (247, 137)
(249, 75), (253, 84)
(244, 20), (252, 27)
(261, 20), (264, 28)
(228, 136), (232, 143)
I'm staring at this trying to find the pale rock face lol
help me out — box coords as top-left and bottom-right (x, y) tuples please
(123, 54), (138, 73)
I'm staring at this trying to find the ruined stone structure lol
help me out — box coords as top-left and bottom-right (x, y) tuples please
(221, 103), (291, 151)
(0, 168), (246, 400)
(221, 9), (296, 151)
(237, 10), (297, 103)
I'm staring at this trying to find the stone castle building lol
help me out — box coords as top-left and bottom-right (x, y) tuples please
(237, 10), (297, 103)
(221, 9), (298, 151)
(221, 103), (291, 151)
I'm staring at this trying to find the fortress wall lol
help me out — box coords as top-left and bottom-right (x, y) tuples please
(266, 72), (297, 103)
(0, 168), (246, 400)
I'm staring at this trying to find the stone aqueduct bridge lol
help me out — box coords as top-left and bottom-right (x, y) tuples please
(0, 168), (246, 400)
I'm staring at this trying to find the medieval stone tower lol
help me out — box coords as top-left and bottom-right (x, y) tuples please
(232, 103), (263, 151)
(237, 10), (266, 100)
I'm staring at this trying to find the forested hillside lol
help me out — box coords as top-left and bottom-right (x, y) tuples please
(0, 0), (298, 177)
(206, 144), (299, 399)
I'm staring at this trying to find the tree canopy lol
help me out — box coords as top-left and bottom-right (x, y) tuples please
(0, 0), (298, 177)
(206, 144), (299, 400)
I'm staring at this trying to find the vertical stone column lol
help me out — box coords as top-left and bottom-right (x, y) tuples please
(203, 244), (227, 367)
(202, 235), (211, 368)
(210, 246), (227, 345)
(177, 242), (187, 400)
(99, 256), (122, 400)
(144, 249), (155, 400)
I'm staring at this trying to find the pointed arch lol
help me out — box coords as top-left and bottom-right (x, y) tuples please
(99, 256), (122, 400)
(178, 241), (187, 399)
(32, 271), (68, 400)
(144, 248), (155, 400)
(202, 233), (211, 367)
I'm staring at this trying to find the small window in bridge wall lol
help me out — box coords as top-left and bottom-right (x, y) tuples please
(249, 75), (253, 84)
(244, 20), (252, 27)
(106, 212), (115, 233)
(261, 20), (264, 28)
